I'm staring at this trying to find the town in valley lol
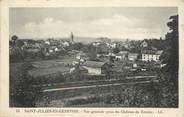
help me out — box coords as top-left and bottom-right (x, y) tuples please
(9, 8), (178, 107)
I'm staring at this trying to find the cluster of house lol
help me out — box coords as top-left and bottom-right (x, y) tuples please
(21, 33), (75, 56)
(90, 38), (163, 63)
(69, 40), (164, 76)
(16, 38), (72, 57)
(140, 40), (163, 62)
(110, 49), (163, 62)
(13, 36), (164, 78)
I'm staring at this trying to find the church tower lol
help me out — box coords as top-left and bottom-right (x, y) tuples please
(70, 32), (74, 43)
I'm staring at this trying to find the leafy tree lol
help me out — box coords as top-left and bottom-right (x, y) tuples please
(87, 44), (97, 60)
(121, 46), (128, 51)
(159, 15), (178, 107)
(16, 40), (24, 48)
(72, 42), (84, 50)
(161, 15), (178, 85)
(88, 50), (97, 61)
(128, 40), (141, 53)
(10, 35), (25, 62)
(11, 35), (18, 43)
(112, 47), (120, 54)
(143, 38), (166, 50)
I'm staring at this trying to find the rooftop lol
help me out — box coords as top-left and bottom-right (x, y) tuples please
(141, 50), (163, 55)
(116, 51), (129, 56)
(128, 53), (139, 56)
(82, 61), (106, 68)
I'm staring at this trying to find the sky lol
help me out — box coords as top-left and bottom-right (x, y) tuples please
(9, 7), (178, 40)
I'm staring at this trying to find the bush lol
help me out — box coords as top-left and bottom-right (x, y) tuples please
(10, 62), (41, 107)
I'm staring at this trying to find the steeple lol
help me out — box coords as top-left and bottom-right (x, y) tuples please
(70, 32), (74, 42)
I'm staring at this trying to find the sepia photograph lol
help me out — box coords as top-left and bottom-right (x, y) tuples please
(9, 7), (179, 108)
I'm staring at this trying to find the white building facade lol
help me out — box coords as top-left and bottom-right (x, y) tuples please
(141, 50), (163, 62)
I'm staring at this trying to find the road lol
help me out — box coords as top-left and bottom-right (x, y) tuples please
(42, 75), (158, 92)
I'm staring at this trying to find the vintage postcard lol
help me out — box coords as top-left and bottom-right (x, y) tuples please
(0, 0), (184, 117)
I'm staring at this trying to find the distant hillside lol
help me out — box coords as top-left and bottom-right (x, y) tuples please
(73, 37), (128, 44)
(73, 37), (99, 44)
(19, 36), (129, 44)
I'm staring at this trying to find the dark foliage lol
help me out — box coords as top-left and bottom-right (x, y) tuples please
(161, 15), (178, 86)
(159, 15), (178, 107)
(112, 47), (120, 54)
(10, 62), (41, 107)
